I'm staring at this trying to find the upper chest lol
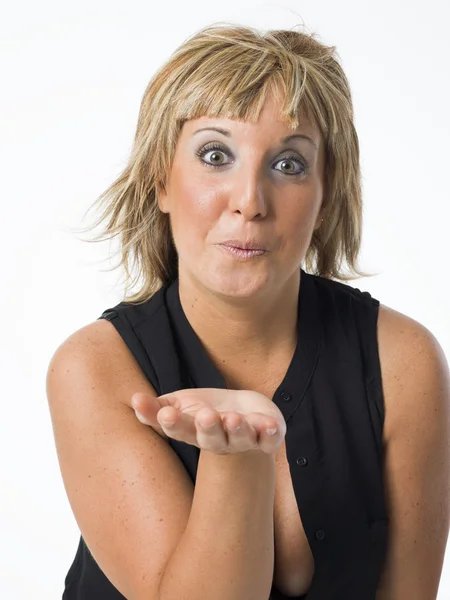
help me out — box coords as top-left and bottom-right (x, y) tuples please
(227, 369), (316, 595)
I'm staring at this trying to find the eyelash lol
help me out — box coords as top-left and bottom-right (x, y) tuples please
(195, 142), (308, 177)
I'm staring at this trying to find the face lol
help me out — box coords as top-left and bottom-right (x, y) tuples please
(157, 90), (325, 299)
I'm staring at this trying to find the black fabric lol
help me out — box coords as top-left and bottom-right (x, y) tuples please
(62, 268), (389, 599)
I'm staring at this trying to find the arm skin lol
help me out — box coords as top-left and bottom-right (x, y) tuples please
(158, 449), (277, 600)
(375, 304), (450, 599)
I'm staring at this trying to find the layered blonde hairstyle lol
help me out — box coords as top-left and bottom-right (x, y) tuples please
(78, 22), (372, 304)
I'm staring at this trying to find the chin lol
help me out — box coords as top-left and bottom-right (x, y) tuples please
(202, 267), (275, 299)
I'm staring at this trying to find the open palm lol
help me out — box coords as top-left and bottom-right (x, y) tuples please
(131, 388), (286, 455)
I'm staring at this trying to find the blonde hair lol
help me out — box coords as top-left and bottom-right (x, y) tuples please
(77, 22), (374, 304)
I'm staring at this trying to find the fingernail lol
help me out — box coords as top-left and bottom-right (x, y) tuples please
(200, 420), (217, 429)
(266, 428), (277, 435)
(135, 411), (151, 425)
(227, 425), (241, 432)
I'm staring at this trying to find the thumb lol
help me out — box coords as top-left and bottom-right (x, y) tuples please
(131, 392), (175, 424)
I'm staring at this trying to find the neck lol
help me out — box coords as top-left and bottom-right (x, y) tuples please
(177, 268), (301, 365)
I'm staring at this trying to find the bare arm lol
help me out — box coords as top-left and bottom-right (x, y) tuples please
(159, 449), (276, 600)
(376, 305), (450, 599)
(46, 319), (276, 600)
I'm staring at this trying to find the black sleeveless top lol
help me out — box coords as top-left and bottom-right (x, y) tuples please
(62, 268), (389, 599)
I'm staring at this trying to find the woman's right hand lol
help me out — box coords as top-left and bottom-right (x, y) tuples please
(131, 388), (286, 455)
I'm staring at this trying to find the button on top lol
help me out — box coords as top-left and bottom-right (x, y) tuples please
(280, 391), (292, 402)
(297, 456), (308, 467)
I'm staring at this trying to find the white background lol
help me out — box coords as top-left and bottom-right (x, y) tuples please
(1, 0), (449, 598)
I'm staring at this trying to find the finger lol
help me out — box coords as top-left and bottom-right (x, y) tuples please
(195, 405), (223, 428)
(258, 426), (285, 454)
(222, 413), (259, 452)
(216, 411), (278, 453)
(131, 394), (186, 438)
(131, 393), (159, 421)
(244, 411), (281, 435)
(244, 413), (285, 454)
(131, 392), (183, 427)
(131, 394), (166, 427)
(132, 391), (181, 414)
(194, 407), (229, 453)
(222, 411), (243, 431)
(156, 407), (198, 443)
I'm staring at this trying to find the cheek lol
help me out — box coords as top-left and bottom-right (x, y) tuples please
(177, 177), (221, 219)
(171, 183), (220, 245)
(285, 203), (318, 235)
(276, 201), (320, 257)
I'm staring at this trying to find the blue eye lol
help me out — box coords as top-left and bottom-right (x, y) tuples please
(195, 143), (308, 177)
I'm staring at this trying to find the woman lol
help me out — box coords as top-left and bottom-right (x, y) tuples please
(46, 23), (449, 599)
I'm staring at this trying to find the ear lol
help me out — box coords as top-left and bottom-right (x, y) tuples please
(313, 211), (324, 232)
(156, 183), (170, 214)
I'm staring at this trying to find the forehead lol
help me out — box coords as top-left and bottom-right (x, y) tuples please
(177, 82), (323, 155)
(182, 112), (320, 146)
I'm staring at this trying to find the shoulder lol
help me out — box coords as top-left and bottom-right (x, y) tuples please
(310, 272), (375, 299)
(309, 273), (379, 317)
(48, 319), (119, 370)
(48, 318), (124, 368)
(312, 274), (449, 445)
(376, 303), (449, 443)
(370, 304), (450, 595)
(46, 318), (158, 410)
(99, 287), (168, 329)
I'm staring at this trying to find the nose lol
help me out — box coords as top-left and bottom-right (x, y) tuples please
(228, 177), (269, 221)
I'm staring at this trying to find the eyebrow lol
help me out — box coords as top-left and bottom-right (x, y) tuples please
(192, 126), (318, 149)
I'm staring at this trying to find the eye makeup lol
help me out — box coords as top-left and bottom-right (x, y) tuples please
(195, 142), (309, 177)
